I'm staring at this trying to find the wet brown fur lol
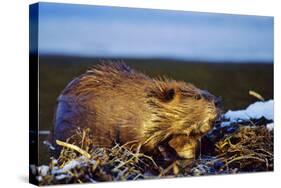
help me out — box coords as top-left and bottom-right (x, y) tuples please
(54, 62), (221, 161)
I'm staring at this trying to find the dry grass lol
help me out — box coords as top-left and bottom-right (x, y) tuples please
(215, 125), (273, 172)
(33, 120), (273, 185)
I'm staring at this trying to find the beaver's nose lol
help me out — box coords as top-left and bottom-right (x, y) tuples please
(214, 96), (222, 108)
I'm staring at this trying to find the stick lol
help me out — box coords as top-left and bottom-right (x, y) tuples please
(249, 90), (265, 101)
(56, 140), (91, 159)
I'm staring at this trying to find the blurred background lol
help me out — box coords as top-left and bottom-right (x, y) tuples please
(33, 2), (273, 164)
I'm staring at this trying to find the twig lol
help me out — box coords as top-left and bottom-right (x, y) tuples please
(224, 155), (265, 167)
(56, 140), (91, 159)
(249, 90), (265, 101)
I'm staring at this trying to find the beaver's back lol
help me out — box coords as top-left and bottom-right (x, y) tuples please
(54, 63), (153, 148)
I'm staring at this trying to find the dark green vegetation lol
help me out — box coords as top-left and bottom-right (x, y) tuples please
(38, 55), (273, 165)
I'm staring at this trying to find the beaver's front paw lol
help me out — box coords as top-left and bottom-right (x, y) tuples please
(168, 135), (198, 160)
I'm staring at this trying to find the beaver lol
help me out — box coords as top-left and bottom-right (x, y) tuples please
(53, 62), (221, 162)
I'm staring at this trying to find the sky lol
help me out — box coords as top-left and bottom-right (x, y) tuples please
(35, 2), (273, 62)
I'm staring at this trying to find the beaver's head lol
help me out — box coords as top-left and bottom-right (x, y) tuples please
(144, 79), (222, 160)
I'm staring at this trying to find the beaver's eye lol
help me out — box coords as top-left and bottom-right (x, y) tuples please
(194, 94), (201, 100)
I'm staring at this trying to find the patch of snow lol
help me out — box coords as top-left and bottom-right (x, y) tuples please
(52, 160), (81, 174)
(56, 174), (69, 180)
(220, 122), (231, 128)
(266, 123), (274, 131)
(62, 159), (81, 171)
(51, 156), (87, 174)
(38, 165), (49, 176)
(224, 100), (273, 121)
(89, 159), (97, 165)
(36, 176), (43, 182)
(43, 140), (55, 150)
(51, 159), (58, 165)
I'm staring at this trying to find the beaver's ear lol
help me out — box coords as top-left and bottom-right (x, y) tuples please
(163, 88), (176, 101)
